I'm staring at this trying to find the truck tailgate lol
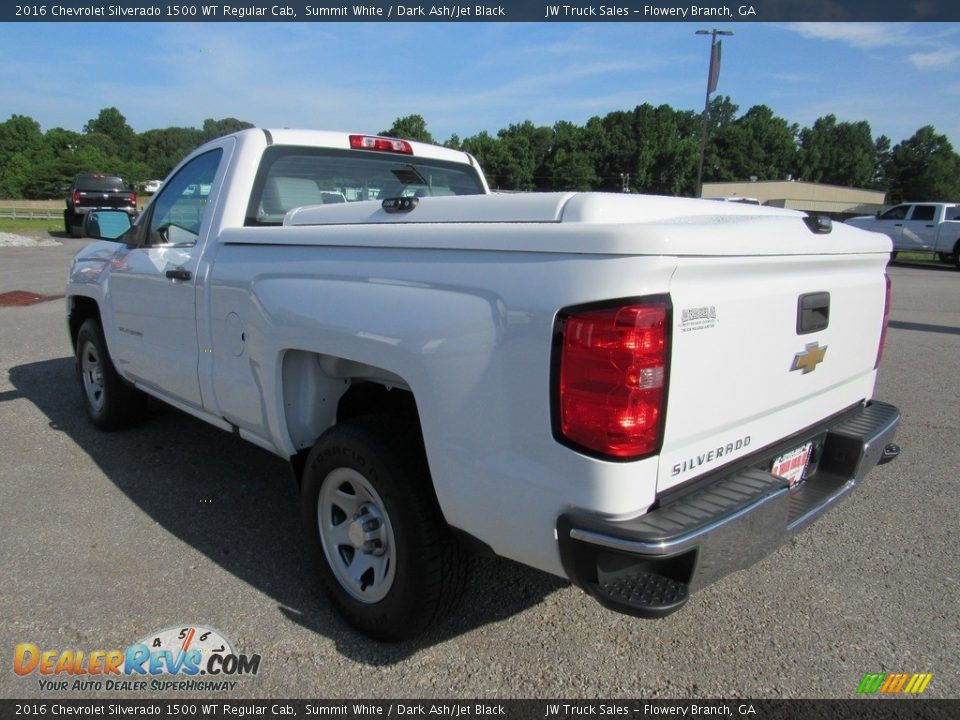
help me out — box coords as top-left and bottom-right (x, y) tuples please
(658, 252), (890, 493)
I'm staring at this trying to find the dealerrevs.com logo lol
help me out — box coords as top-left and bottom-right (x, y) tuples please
(13, 625), (260, 692)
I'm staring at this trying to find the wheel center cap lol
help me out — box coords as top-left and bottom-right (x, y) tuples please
(346, 504), (387, 555)
(348, 520), (366, 548)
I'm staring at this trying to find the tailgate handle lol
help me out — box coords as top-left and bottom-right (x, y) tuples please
(797, 292), (830, 334)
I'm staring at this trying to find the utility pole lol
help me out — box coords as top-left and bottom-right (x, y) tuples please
(695, 28), (733, 199)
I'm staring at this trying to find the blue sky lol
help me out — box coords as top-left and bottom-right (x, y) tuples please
(1, 22), (958, 148)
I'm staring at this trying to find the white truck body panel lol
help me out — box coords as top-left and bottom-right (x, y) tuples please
(67, 128), (899, 606)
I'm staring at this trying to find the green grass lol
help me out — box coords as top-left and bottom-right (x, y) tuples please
(895, 251), (939, 262)
(0, 217), (61, 233)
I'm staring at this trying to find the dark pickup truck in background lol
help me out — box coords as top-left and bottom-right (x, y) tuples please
(64, 173), (137, 238)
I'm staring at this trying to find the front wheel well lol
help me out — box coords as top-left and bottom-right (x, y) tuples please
(68, 296), (102, 350)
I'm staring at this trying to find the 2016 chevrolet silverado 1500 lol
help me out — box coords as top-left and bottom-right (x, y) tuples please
(67, 129), (901, 640)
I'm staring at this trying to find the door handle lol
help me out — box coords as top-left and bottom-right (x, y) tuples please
(893, 223), (902, 226)
(165, 268), (192, 281)
(925, 224), (934, 228)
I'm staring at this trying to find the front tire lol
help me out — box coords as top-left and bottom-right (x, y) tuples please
(75, 318), (146, 430)
(300, 416), (470, 641)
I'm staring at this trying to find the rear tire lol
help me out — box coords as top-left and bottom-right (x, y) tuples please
(65, 209), (83, 238)
(954, 241), (960, 270)
(300, 415), (471, 641)
(75, 318), (146, 430)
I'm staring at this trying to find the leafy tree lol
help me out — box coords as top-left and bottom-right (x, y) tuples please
(883, 126), (960, 202)
(495, 121), (552, 190)
(20, 128), (82, 198)
(201, 117), (254, 143)
(710, 105), (798, 182)
(586, 111), (637, 192)
(83, 107), (137, 155)
(459, 131), (509, 189)
(380, 114), (434, 144)
(631, 104), (700, 196)
(0, 152), (32, 197)
(797, 115), (876, 187)
(872, 135), (891, 188)
(543, 121), (597, 191)
(0, 115), (44, 164)
(0, 115), (44, 195)
(138, 127), (204, 179)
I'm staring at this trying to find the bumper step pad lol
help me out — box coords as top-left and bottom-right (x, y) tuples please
(590, 571), (689, 619)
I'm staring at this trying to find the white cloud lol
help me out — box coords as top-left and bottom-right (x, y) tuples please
(908, 48), (960, 68)
(783, 23), (960, 73)
(784, 23), (915, 49)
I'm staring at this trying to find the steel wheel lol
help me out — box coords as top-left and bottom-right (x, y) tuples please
(317, 467), (397, 603)
(79, 339), (106, 413)
(73, 317), (146, 430)
(300, 416), (471, 640)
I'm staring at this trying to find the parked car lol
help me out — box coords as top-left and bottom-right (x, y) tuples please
(143, 179), (164, 194)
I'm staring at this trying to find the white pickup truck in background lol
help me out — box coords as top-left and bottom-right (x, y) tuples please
(66, 129), (900, 640)
(846, 201), (960, 266)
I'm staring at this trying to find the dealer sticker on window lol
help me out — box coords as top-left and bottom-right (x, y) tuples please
(771, 442), (813, 487)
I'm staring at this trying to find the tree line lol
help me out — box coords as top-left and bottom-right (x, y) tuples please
(1, 102), (958, 203)
(0, 109), (252, 199)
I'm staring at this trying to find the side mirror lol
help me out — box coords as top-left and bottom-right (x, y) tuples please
(83, 211), (132, 241)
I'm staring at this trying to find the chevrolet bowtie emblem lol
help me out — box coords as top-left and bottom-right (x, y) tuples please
(791, 342), (827, 374)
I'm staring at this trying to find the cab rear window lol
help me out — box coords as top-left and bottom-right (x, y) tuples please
(245, 146), (485, 226)
(75, 175), (128, 191)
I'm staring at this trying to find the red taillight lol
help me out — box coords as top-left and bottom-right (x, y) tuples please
(875, 273), (891, 369)
(72, 191), (81, 205)
(349, 134), (413, 155)
(128, 192), (137, 205)
(557, 299), (670, 459)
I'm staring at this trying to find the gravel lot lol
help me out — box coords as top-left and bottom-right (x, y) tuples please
(0, 235), (957, 700)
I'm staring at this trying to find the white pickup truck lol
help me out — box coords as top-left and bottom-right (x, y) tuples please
(846, 201), (960, 266)
(66, 129), (901, 640)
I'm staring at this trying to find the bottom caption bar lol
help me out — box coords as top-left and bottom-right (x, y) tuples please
(0, 700), (955, 720)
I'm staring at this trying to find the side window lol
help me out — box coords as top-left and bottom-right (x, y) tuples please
(145, 149), (223, 247)
(946, 207), (960, 221)
(879, 205), (910, 221)
(909, 205), (935, 222)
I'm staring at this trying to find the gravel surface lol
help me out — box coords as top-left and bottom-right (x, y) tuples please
(0, 231), (61, 247)
(0, 242), (957, 701)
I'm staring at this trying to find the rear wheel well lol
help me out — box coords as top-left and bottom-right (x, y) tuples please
(289, 384), (422, 486)
(337, 382), (418, 424)
(283, 350), (422, 487)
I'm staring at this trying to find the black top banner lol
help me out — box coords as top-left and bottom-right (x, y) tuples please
(3, 0), (959, 23)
